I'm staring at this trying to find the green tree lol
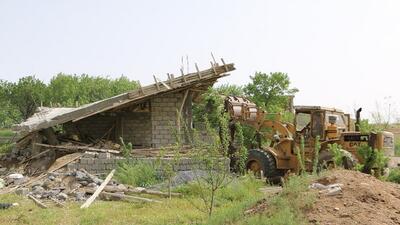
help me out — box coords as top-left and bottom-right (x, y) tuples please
(8, 76), (47, 120)
(244, 72), (298, 112)
(0, 80), (20, 126)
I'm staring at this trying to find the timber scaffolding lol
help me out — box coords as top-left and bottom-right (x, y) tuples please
(12, 59), (235, 157)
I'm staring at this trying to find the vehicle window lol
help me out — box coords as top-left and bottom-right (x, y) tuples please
(326, 113), (346, 128)
(296, 113), (311, 131)
(312, 112), (324, 138)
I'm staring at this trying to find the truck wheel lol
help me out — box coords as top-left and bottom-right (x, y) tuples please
(246, 149), (282, 179)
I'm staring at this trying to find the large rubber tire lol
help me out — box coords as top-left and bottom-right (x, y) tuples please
(246, 149), (283, 179)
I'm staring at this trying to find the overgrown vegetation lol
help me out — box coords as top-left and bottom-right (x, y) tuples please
(0, 143), (15, 156)
(328, 143), (344, 167)
(312, 136), (321, 174)
(357, 144), (389, 177)
(241, 175), (316, 225)
(387, 168), (400, 184)
(115, 160), (160, 188)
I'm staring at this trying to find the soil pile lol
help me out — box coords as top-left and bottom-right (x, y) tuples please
(307, 169), (400, 225)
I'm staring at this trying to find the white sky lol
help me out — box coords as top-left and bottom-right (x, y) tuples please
(1, 0), (400, 120)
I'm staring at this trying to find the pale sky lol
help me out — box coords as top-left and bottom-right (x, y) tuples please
(1, 0), (400, 120)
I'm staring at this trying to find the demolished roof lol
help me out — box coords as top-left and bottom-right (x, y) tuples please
(14, 61), (235, 135)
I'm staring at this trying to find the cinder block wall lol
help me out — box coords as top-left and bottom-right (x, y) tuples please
(73, 115), (116, 140)
(121, 112), (152, 147)
(151, 92), (183, 148)
(67, 152), (230, 175)
(67, 91), (191, 148)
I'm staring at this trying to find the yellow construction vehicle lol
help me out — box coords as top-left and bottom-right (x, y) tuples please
(224, 96), (394, 179)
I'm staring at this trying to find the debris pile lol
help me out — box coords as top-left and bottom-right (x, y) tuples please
(307, 169), (400, 225)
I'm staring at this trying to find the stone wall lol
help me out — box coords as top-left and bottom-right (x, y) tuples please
(67, 152), (230, 175)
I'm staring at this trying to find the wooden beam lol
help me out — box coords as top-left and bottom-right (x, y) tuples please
(80, 169), (116, 209)
(221, 58), (228, 72)
(195, 63), (201, 79)
(180, 69), (187, 83)
(211, 61), (217, 75)
(156, 77), (171, 89)
(28, 195), (48, 209)
(177, 90), (189, 133)
(138, 81), (144, 95)
(35, 143), (120, 154)
(153, 75), (160, 90)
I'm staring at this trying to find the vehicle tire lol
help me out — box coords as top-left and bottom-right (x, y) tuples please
(246, 149), (283, 179)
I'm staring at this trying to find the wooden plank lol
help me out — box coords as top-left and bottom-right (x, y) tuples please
(153, 75), (160, 90)
(47, 152), (84, 173)
(157, 77), (171, 89)
(211, 61), (217, 75)
(28, 195), (48, 209)
(80, 169), (115, 209)
(35, 143), (120, 154)
(195, 63), (201, 79)
(19, 148), (52, 165)
(84, 190), (162, 203)
(138, 81), (144, 95)
(180, 69), (187, 83)
(221, 58), (228, 72)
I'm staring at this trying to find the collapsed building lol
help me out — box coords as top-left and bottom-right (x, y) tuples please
(8, 60), (235, 174)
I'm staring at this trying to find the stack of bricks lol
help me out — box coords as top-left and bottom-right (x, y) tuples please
(150, 92), (183, 148)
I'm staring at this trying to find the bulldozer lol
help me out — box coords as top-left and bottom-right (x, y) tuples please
(224, 96), (395, 179)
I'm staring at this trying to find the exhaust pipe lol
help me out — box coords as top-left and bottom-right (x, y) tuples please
(355, 108), (362, 131)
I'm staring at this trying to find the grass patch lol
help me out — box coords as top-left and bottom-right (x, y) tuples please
(0, 175), (267, 225)
(239, 174), (316, 225)
(0, 129), (14, 137)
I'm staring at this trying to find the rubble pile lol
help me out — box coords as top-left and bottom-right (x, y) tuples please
(2, 168), (125, 202)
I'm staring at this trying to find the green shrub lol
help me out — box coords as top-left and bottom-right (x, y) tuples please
(119, 137), (132, 158)
(0, 143), (14, 155)
(357, 145), (389, 177)
(328, 143), (343, 167)
(115, 161), (160, 187)
(395, 138), (400, 157)
(387, 168), (400, 184)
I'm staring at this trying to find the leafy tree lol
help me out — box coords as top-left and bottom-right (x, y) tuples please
(8, 76), (47, 120)
(244, 72), (298, 112)
(0, 80), (20, 127)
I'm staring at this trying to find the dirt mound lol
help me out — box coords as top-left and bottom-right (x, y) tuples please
(307, 169), (400, 225)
